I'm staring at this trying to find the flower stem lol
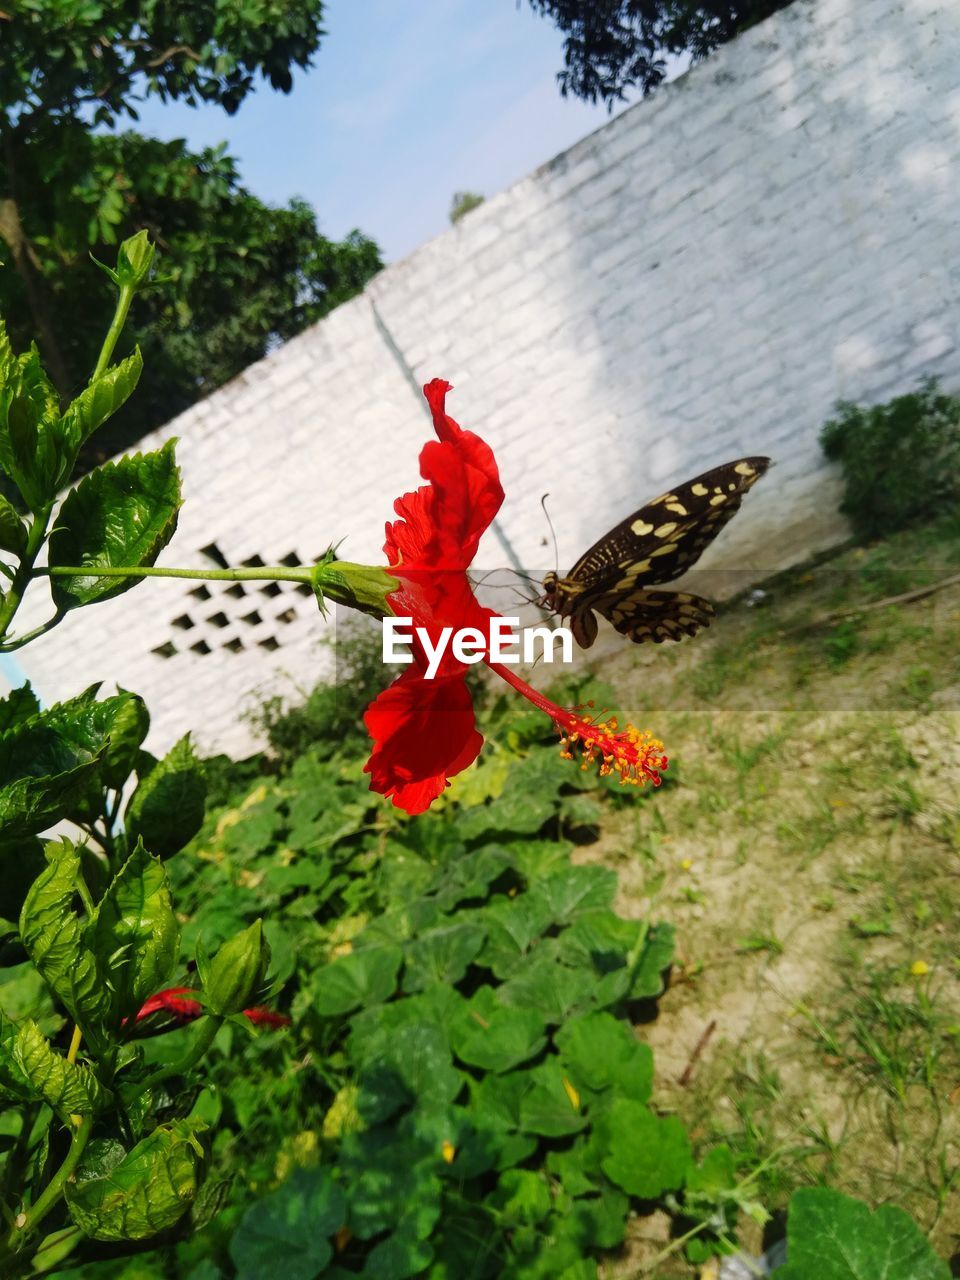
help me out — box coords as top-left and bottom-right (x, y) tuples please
(91, 284), (135, 382)
(0, 1115), (93, 1261)
(0, 503), (54, 644)
(0, 612), (65, 652)
(40, 563), (313, 585)
(134, 1015), (224, 1096)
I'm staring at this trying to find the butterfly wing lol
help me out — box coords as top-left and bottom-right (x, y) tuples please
(591, 588), (716, 644)
(545, 457), (770, 648)
(566, 457), (771, 591)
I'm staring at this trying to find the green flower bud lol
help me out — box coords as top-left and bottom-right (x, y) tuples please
(115, 231), (156, 291)
(313, 560), (396, 620)
(204, 920), (269, 1015)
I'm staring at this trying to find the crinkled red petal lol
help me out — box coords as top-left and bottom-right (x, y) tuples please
(363, 665), (483, 814)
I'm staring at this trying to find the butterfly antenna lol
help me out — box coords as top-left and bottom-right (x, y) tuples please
(541, 493), (560, 575)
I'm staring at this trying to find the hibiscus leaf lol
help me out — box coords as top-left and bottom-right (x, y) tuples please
(0, 682), (40, 733)
(18, 839), (108, 1039)
(125, 734), (206, 859)
(773, 1187), (950, 1280)
(0, 712), (104, 839)
(230, 1167), (345, 1280)
(48, 440), (181, 610)
(91, 839), (180, 1024)
(14, 1019), (108, 1120)
(0, 1012), (38, 1103)
(59, 349), (143, 452)
(65, 1119), (206, 1241)
(0, 492), (26, 556)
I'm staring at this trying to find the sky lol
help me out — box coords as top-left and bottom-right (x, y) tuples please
(128, 0), (638, 263)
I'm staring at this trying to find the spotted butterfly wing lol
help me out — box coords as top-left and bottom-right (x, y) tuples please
(542, 457), (771, 647)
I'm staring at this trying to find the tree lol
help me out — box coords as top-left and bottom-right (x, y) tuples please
(0, 130), (382, 458)
(0, 0), (381, 457)
(528, 0), (794, 104)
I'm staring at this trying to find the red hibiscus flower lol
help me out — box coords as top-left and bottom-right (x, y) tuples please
(132, 986), (290, 1030)
(363, 379), (667, 815)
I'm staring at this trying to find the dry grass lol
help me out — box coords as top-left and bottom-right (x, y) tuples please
(577, 517), (960, 1273)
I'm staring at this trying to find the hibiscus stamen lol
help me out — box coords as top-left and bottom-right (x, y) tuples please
(487, 663), (667, 787)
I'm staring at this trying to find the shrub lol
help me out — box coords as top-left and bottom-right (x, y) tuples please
(820, 378), (960, 541)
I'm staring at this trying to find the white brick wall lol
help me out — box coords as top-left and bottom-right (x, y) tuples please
(14, 0), (960, 756)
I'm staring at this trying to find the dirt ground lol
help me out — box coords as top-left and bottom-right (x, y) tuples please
(572, 524), (960, 1275)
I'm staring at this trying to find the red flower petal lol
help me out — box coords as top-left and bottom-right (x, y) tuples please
(363, 665), (483, 814)
(385, 379), (503, 572)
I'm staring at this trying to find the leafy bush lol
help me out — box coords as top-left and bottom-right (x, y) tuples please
(820, 378), (960, 541)
(141, 681), (749, 1278)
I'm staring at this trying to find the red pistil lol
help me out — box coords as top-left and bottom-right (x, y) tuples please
(488, 663), (667, 787)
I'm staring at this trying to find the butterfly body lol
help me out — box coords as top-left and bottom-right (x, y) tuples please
(542, 457), (771, 647)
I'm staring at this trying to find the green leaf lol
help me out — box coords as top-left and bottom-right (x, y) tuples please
(363, 1218), (435, 1280)
(0, 1012), (38, 1102)
(479, 895), (554, 979)
(19, 840), (108, 1035)
(48, 440), (181, 610)
(555, 1012), (653, 1102)
(0, 347), (61, 509)
(60, 349), (143, 452)
(517, 1062), (588, 1137)
(91, 839), (179, 1023)
(340, 1129), (443, 1240)
(625, 922), (675, 1000)
(595, 1099), (691, 1198)
(229, 1167), (346, 1280)
(65, 1118), (206, 1241)
(124, 734), (205, 858)
(0, 834), (46, 929)
(0, 715), (104, 839)
(450, 986), (547, 1073)
(313, 944), (403, 1016)
(0, 492), (26, 556)
(14, 1020), (106, 1119)
(95, 688), (150, 791)
(361, 1023), (463, 1110)
(773, 1187), (950, 1280)
(491, 1170), (552, 1226)
(533, 866), (618, 924)
(204, 920), (268, 1016)
(0, 682), (40, 732)
(402, 921), (486, 993)
(499, 945), (596, 1024)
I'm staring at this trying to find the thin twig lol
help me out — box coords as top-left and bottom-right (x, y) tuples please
(779, 570), (960, 637)
(677, 1018), (717, 1087)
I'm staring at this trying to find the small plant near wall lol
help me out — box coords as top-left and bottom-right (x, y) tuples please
(820, 378), (960, 541)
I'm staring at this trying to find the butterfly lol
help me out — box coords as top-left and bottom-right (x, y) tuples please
(541, 457), (771, 648)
